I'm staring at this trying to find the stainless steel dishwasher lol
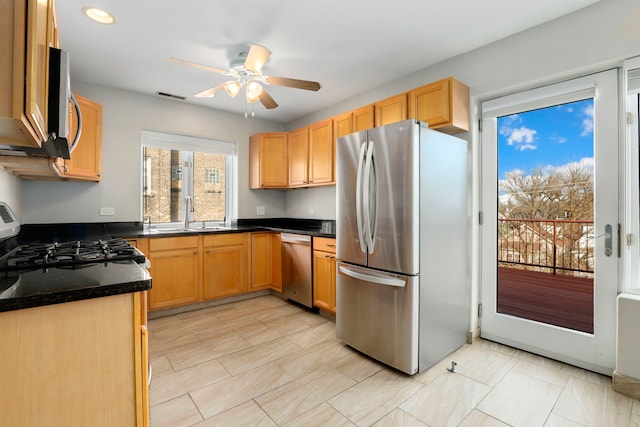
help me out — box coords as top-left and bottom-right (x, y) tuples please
(281, 233), (313, 308)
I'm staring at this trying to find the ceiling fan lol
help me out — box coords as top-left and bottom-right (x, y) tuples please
(170, 45), (321, 113)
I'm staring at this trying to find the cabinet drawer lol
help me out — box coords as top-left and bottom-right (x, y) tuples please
(314, 237), (336, 253)
(203, 233), (245, 247)
(149, 236), (199, 251)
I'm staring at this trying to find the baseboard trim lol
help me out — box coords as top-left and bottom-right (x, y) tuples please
(612, 370), (640, 399)
(466, 327), (481, 344)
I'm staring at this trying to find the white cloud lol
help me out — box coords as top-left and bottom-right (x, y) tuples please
(543, 157), (594, 175)
(581, 104), (594, 136)
(505, 126), (537, 150)
(550, 135), (567, 144)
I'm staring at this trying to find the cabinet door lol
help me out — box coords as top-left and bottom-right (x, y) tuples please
(271, 233), (282, 292)
(148, 246), (200, 310)
(251, 233), (273, 289)
(309, 119), (334, 185)
(374, 94), (407, 127)
(408, 77), (469, 133)
(333, 112), (352, 139)
(62, 94), (102, 181)
(202, 234), (248, 299)
(288, 127), (309, 187)
(23, 0), (53, 144)
(249, 133), (288, 188)
(353, 105), (374, 132)
(313, 250), (336, 313)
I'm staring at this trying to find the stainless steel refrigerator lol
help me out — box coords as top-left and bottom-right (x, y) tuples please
(336, 119), (468, 375)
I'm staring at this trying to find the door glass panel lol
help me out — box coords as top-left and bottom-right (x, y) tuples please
(497, 98), (595, 333)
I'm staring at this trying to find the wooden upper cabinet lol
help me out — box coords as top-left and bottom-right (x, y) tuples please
(308, 119), (334, 185)
(353, 105), (374, 132)
(374, 94), (407, 127)
(333, 111), (352, 139)
(408, 77), (469, 134)
(249, 132), (288, 189)
(0, 0), (55, 148)
(288, 126), (309, 187)
(56, 94), (102, 181)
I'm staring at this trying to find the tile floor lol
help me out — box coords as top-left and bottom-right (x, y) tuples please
(148, 295), (640, 427)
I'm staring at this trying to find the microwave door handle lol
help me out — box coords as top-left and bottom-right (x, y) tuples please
(68, 92), (82, 154)
(355, 141), (368, 254)
(338, 265), (406, 287)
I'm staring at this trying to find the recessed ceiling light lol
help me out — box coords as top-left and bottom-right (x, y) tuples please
(82, 7), (115, 25)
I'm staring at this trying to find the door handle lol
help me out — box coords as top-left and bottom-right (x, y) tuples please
(589, 224), (612, 257)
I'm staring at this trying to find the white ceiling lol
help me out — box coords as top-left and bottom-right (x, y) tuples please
(55, 0), (602, 124)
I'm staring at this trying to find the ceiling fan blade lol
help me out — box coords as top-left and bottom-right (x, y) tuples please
(194, 83), (226, 98)
(266, 76), (321, 91)
(259, 89), (278, 109)
(244, 45), (271, 73)
(169, 57), (228, 75)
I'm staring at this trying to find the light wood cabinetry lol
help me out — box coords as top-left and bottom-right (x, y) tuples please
(353, 105), (375, 132)
(408, 77), (469, 134)
(375, 94), (407, 127)
(202, 233), (249, 299)
(249, 132), (288, 189)
(54, 94), (103, 181)
(313, 237), (337, 313)
(333, 111), (353, 139)
(0, 292), (148, 426)
(308, 118), (334, 185)
(250, 232), (282, 291)
(0, 93), (104, 181)
(288, 127), (309, 187)
(0, 0), (55, 149)
(148, 236), (200, 310)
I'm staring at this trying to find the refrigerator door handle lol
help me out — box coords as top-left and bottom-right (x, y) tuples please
(363, 140), (376, 254)
(338, 265), (406, 288)
(355, 140), (368, 254)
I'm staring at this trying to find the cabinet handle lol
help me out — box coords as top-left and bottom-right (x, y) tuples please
(193, 250), (198, 255)
(327, 244), (336, 247)
(205, 249), (210, 254)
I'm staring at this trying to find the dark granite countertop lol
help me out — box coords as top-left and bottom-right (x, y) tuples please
(0, 261), (151, 313)
(1, 217), (334, 313)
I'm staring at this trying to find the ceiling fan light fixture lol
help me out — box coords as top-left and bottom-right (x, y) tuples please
(246, 80), (263, 103)
(224, 81), (242, 98)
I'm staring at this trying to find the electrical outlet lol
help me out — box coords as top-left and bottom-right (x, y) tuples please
(257, 206), (265, 215)
(99, 207), (115, 216)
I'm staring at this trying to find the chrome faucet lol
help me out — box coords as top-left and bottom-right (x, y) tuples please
(184, 196), (194, 229)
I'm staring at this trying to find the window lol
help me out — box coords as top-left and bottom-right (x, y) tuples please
(205, 168), (220, 184)
(141, 130), (237, 226)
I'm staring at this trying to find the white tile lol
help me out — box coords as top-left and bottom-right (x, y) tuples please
(371, 409), (427, 427)
(477, 370), (562, 427)
(329, 369), (424, 426)
(149, 395), (203, 427)
(192, 401), (277, 427)
(400, 372), (490, 427)
(190, 363), (294, 419)
(217, 337), (302, 375)
(283, 402), (355, 427)
(552, 376), (634, 426)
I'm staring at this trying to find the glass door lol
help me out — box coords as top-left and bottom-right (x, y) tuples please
(480, 70), (619, 373)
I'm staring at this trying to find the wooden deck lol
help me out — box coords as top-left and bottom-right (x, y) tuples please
(497, 266), (594, 334)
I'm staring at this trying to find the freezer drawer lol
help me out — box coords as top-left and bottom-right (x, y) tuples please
(336, 262), (419, 374)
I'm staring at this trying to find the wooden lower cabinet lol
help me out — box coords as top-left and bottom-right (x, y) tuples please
(148, 236), (200, 310)
(203, 233), (249, 299)
(251, 232), (283, 291)
(0, 292), (149, 426)
(313, 237), (337, 313)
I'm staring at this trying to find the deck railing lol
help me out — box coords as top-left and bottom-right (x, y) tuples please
(497, 218), (594, 276)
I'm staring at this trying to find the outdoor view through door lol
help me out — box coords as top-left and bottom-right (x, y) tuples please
(497, 98), (595, 334)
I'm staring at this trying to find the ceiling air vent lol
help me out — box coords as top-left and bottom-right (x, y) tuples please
(155, 91), (186, 101)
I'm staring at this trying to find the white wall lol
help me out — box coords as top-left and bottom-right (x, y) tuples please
(0, 169), (22, 222)
(21, 82), (287, 223)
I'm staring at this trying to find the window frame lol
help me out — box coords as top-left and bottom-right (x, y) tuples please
(623, 56), (640, 294)
(141, 130), (237, 227)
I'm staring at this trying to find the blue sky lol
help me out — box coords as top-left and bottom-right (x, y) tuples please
(497, 98), (594, 182)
